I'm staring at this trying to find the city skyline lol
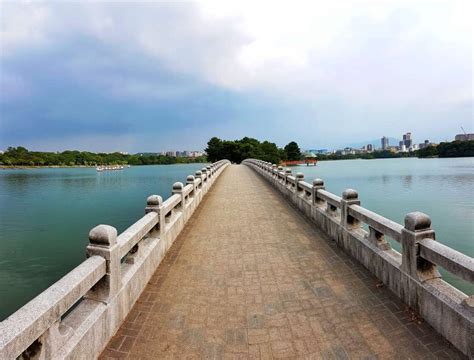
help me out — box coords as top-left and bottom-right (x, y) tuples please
(1, 1), (472, 152)
(0, 129), (465, 154)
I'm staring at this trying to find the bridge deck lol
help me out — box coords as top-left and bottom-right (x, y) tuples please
(101, 165), (463, 359)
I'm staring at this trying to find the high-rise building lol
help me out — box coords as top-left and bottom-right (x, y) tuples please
(402, 132), (413, 148)
(367, 144), (373, 152)
(381, 136), (389, 150)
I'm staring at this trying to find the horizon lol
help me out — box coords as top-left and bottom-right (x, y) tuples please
(1, 1), (472, 152)
(0, 132), (455, 154)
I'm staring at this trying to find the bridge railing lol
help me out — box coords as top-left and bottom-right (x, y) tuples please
(0, 160), (230, 359)
(243, 159), (473, 356)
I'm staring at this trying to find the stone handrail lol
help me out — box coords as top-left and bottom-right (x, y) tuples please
(243, 159), (473, 357)
(0, 159), (230, 359)
(0, 256), (106, 359)
(348, 205), (403, 242)
(419, 239), (474, 283)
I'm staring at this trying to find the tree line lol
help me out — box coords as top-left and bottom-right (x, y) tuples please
(417, 141), (474, 158)
(205, 137), (302, 164)
(0, 147), (207, 167)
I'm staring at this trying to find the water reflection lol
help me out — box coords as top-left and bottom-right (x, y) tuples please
(401, 175), (412, 189)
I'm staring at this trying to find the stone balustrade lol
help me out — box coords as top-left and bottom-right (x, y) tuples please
(0, 160), (230, 359)
(243, 158), (473, 357)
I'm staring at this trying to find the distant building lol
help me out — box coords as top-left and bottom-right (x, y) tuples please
(402, 132), (413, 148)
(381, 136), (389, 150)
(419, 140), (431, 149)
(166, 151), (176, 157)
(455, 133), (474, 141)
(308, 149), (329, 155)
(367, 144), (373, 152)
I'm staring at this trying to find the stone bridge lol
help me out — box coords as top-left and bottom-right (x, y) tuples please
(0, 160), (472, 359)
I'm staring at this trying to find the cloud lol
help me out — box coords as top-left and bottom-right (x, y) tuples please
(0, 0), (472, 151)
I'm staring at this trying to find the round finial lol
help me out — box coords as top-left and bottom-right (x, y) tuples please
(201, 167), (207, 173)
(278, 166), (283, 170)
(195, 170), (202, 176)
(342, 189), (358, 200)
(296, 172), (304, 180)
(272, 164), (277, 167)
(404, 212), (431, 231)
(89, 224), (117, 245)
(173, 182), (183, 191)
(285, 168), (292, 174)
(206, 166), (211, 170)
(186, 175), (195, 182)
(313, 178), (324, 186)
(147, 195), (163, 206)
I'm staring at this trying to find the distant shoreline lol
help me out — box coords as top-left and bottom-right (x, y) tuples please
(0, 165), (96, 169)
(0, 163), (207, 170)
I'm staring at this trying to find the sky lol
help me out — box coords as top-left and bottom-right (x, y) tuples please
(0, 0), (472, 152)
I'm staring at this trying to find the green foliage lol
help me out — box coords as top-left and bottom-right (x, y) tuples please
(284, 141), (302, 161)
(416, 145), (438, 158)
(416, 141), (474, 158)
(0, 147), (207, 167)
(317, 150), (414, 161)
(438, 141), (474, 157)
(205, 137), (282, 164)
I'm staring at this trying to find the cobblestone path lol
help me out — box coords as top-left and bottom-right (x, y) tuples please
(101, 165), (464, 359)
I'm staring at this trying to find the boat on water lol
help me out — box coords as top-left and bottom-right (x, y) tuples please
(96, 165), (125, 172)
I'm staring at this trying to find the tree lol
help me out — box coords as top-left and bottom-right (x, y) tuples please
(283, 141), (302, 161)
(205, 137), (223, 162)
(260, 141), (281, 164)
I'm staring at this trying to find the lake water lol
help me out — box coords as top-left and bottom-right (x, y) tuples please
(0, 164), (206, 320)
(0, 158), (473, 320)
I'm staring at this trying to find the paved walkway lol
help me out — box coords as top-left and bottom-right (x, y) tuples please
(101, 165), (463, 359)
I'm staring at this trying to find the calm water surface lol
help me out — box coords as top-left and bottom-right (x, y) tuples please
(0, 158), (473, 319)
(0, 164), (206, 320)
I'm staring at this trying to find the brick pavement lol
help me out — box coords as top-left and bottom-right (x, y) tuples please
(101, 165), (464, 359)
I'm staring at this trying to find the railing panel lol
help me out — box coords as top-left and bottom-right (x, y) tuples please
(183, 184), (194, 197)
(0, 256), (106, 358)
(162, 194), (181, 214)
(317, 189), (342, 208)
(118, 212), (159, 259)
(348, 205), (403, 242)
(419, 239), (474, 283)
(298, 181), (312, 193)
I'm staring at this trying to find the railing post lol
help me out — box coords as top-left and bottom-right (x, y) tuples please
(172, 182), (185, 208)
(285, 168), (291, 187)
(195, 170), (203, 190)
(277, 166), (283, 181)
(206, 166), (212, 181)
(145, 195), (163, 231)
(341, 189), (361, 229)
(201, 167), (208, 189)
(312, 178), (325, 206)
(401, 212), (440, 282)
(86, 225), (120, 303)
(187, 175), (196, 197)
(272, 164), (277, 179)
(295, 172), (304, 194)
